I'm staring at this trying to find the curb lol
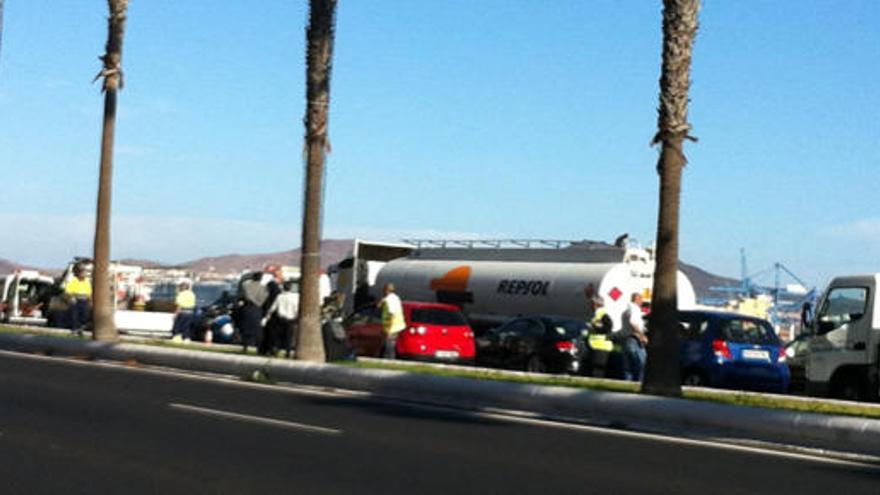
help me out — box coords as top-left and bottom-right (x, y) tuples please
(2, 332), (880, 457)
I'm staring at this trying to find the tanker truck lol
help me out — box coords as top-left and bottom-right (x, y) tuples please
(333, 239), (697, 333)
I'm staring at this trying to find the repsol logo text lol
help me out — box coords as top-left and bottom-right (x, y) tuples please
(496, 279), (550, 296)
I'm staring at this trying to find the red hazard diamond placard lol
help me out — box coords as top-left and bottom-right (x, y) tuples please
(608, 287), (623, 302)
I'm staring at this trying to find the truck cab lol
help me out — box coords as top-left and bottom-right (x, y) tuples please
(804, 274), (880, 400)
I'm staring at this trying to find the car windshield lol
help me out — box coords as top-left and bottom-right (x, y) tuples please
(548, 320), (588, 339)
(410, 308), (467, 326)
(193, 283), (236, 306)
(718, 318), (777, 345)
(149, 283), (176, 300)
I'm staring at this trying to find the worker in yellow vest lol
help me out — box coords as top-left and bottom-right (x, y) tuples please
(64, 264), (92, 336)
(378, 283), (406, 359)
(586, 296), (614, 377)
(171, 280), (196, 343)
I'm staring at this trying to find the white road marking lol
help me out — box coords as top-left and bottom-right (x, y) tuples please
(466, 408), (880, 469)
(168, 402), (342, 436)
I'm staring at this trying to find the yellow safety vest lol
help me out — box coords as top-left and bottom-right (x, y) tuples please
(65, 278), (92, 299)
(588, 308), (614, 351)
(176, 290), (196, 310)
(380, 296), (406, 336)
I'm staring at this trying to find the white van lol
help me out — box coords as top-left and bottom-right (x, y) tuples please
(803, 274), (880, 400)
(0, 270), (55, 325)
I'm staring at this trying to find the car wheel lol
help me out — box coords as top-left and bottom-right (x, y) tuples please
(526, 355), (547, 373)
(682, 371), (706, 387)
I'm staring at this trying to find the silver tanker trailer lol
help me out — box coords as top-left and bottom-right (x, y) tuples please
(333, 239), (696, 332)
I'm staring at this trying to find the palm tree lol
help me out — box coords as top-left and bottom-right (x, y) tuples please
(296, 0), (338, 362)
(642, 0), (700, 396)
(91, 0), (129, 342)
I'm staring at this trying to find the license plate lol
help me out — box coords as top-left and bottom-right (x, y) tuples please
(435, 350), (459, 359)
(742, 349), (770, 361)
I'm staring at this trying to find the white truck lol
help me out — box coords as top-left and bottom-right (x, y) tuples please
(329, 239), (418, 316)
(332, 239), (697, 332)
(802, 274), (880, 400)
(0, 270), (55, 325)
(53, 258), (176, 335)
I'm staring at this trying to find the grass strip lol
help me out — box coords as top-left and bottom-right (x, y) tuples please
(681, 389), (880, 419)
(343, 359), (640, 393)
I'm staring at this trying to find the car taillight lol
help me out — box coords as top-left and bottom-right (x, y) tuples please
(777, 347), (786, 363)
(555, 341), (576, 353)
(408, 326), (427, 335)
(712, 339), (732, 360)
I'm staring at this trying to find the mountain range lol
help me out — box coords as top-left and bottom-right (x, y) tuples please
(0, 258), (30, 274)
(179, 239), (354, 274)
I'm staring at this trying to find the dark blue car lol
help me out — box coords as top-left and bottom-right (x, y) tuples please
(676, 310), (790, 393)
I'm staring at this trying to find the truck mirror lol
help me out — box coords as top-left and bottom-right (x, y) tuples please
(800, 302), (813, 332)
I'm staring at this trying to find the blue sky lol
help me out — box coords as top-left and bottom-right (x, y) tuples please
(0, 1), (878, 287)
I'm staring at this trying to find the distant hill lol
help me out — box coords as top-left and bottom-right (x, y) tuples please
(182, 239), (354, 274)
(0, 258), (27, 274)
(0, 240), (355, 277)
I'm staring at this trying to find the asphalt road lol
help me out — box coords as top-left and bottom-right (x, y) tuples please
(0, 351), (878, 495)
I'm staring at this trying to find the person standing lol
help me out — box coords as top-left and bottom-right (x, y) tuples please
(619, 293), (649, 381)
(171, 280), (196, 343)
(238, 272), (268, 353)
(257, 265), (283, 355)
(322, 291), (354, 361)
(261, 265), (282, 315)
(64, 264), (92, 336)
(263, 280), (299, 357)
(586, 296), (614, 377)
(378, 283), (405, 359)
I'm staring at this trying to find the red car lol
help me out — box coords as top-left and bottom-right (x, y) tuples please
(344, 301), (475, 363)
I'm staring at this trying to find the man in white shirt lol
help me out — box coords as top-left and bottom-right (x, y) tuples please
(264, 281), (299, 358)
(619, 293), (648, 381)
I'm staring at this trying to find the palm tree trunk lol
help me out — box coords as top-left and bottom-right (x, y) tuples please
(642, 0), (699, 396)
(92, 0), (128, 342)
(296, 0), (337, 362)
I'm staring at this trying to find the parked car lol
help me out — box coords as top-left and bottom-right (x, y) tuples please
(344, 301), (475, 363)
(676, 310), (790, 393)
(475, 316), (589, 374)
